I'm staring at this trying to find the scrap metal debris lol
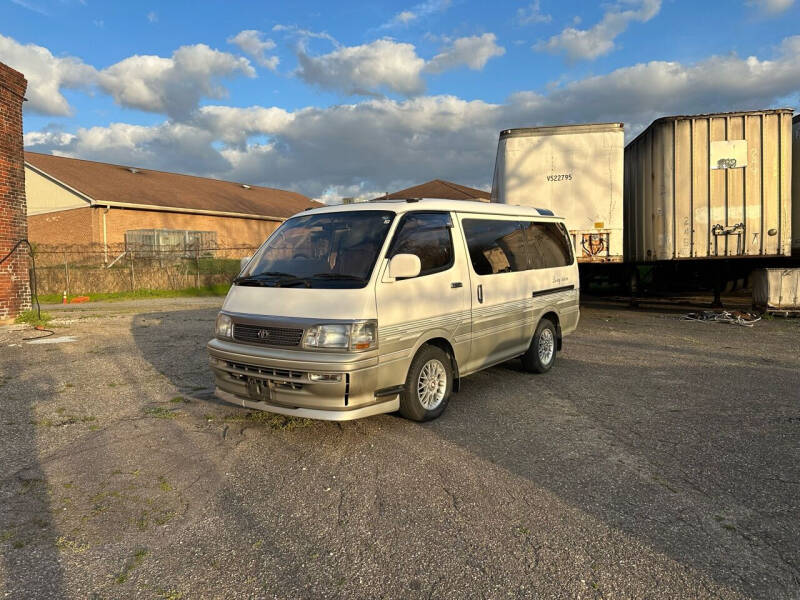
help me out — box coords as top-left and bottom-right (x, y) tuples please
(682, 310), (761, 327)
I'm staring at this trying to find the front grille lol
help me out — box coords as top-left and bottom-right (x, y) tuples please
(224, 360), (306, 381)
(233, 323), (304, 347)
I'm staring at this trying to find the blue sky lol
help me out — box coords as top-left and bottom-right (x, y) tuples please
(2, 0), (799, 200)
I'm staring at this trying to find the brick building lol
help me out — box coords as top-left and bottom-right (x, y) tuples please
(0, 62), (30, 323)
(25, 152), (320, 258)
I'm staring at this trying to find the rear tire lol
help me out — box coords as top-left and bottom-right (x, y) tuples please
(400, 345), (453, 422)
(521, 318), (557, 373)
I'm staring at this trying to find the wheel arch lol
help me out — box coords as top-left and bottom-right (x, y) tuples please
(411, 334), (461, 393)
(540, 310), (562, 351)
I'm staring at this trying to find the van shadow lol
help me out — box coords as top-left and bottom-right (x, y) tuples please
(427, 342), (800, 597)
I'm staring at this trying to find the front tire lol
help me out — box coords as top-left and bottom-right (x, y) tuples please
(400, 345), (453, 421)
(521, 318), (557, 373)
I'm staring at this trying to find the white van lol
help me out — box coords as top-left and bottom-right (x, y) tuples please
(208, 199), (579, 422)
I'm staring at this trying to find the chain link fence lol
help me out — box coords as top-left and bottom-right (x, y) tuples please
(31, 244), (259, 296)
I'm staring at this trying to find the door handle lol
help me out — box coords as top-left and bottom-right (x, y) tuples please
(477, 284), (483, 304)
(451, 281), (463, 288)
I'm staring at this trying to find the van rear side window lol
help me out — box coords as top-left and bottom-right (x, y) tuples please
(463, 219), (572, 275)
(522, 222), (573, 268)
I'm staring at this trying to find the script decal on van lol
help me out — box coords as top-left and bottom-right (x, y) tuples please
(552, 274), (570, 285)
(546, 173), (573, 182)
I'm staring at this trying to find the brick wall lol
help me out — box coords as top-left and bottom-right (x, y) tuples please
(96, 207), (281, 249)
(0, 62), (30, 323)
(27, 206), (94, 246)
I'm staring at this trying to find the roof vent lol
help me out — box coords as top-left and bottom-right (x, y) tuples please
(127, 167), (139, 174)
(241, 184), (251, 189)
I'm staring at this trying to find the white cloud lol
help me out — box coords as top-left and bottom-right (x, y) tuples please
(272, 24), (339, 46)
(296, 34), (504, 96)
(227, 30), (279, 70)
(382, 0), (451, 28)
(147, 11), (158, 23)
(517, 1), (552, 25)
(10, 0), (49, 16)
(24, 36), (800, 200)
(0, 34), (97, 115)
(747, 0), (794, 14)
(425, 33), (505, 74)
(296, 39), (426, 96)
(535, 0), (661, 61)
(98, 44), (255, 118)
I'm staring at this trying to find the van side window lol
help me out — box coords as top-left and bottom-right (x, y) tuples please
(388, 212), (454, 276)
(522, 221), (573, 268)
(462, 219), (527, 275)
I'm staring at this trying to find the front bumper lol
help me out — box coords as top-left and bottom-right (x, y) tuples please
(207, 338), (398, 419)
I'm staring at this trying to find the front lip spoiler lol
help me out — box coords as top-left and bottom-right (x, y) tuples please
(215, 388), (399, 421)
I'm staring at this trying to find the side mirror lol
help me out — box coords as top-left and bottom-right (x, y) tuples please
(240, 255), (252, 271)
(388, 253), (421, 279)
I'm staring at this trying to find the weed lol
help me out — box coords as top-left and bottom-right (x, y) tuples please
(224, 411), (313, 431)
(515, 526), (530, 537)
(144, 407), (179, 419)
(157, 589), (184, 600)
(169, 396), (186, 404)
(158, 476), (172, 492)
(89, 424), (100, 431)
(12, 540), (24, 549)
(723, 523), (736, 531)
(115, 548), (148, 584)
(55, 536), (90, 553)
(15, 310), (52, 328)
(0, 531), (13, 542)
(252, 540), (263, 549)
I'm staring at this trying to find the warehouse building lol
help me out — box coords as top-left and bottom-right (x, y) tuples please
(25, 152), (319, 258)
(376, 179), (490, 201)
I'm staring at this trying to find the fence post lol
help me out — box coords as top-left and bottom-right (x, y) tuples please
(63, 250), (70, 297)
(130, 250), (135, 291)
(195, 247), (200, 289)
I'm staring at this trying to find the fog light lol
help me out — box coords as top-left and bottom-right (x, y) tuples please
(309, 373), (342, 382)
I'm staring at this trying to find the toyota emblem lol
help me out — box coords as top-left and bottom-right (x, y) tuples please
(257, 329), (270, 339)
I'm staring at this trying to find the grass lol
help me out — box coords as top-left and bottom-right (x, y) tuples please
(144, 406), (180, 419)
(221, 411), (314, 431)
(55, 536), (90, 553)
(14, 309), (53, 328)
(115, 548), (148, 584)
(38, 284), (231, 305)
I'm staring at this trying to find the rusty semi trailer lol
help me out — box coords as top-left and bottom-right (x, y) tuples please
(623, 109), (795, 302)
(492, 123), (624, 263)
(624, 109), (793, 261)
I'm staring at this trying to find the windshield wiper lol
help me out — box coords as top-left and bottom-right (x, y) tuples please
(310, 273), (365, 280)
(234, 272), (309, 287)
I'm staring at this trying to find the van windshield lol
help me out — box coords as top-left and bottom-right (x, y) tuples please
(237, 210), (395, 289)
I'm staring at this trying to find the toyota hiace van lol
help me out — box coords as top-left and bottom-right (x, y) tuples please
(208, 199), (579, 421)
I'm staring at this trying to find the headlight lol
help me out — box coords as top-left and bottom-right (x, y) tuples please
(304, 321), (377, 351)
(215, 313), (233, 339)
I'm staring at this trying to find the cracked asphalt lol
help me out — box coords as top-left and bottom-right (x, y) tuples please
(0, 295), (798, 599)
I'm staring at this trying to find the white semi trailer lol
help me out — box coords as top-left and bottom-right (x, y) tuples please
(491, 123), (624, 263)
